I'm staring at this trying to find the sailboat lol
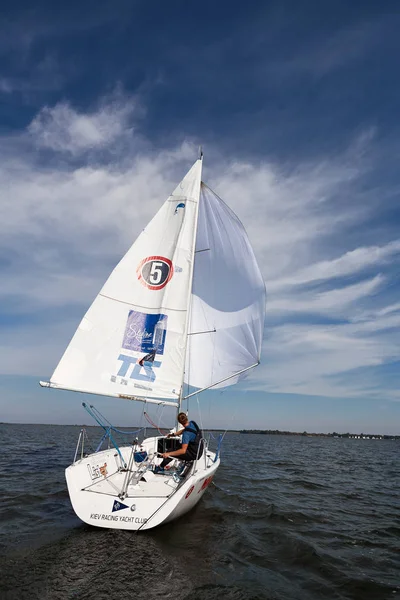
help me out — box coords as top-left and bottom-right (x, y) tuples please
(40, 151), (266, 530)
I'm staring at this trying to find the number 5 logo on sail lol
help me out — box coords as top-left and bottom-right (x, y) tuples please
(137, 256), (173, 290)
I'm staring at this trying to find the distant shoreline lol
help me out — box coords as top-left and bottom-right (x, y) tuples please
(239, 429), (399, 440)
(1, 422), (398, 439)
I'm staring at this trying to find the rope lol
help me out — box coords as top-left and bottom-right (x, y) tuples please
(196, 393), (205, 440)
(89, 404), (144, 436)
(158, 404), (167, 433)
(83, 403), (126, 467)
(143, 411), (168, 435)
(140, 401), (147, 440)
(214, 433), (223, 462)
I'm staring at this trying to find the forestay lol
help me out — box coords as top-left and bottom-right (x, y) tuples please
(185, 183), (266, 393)
(46, 159), (203, 401)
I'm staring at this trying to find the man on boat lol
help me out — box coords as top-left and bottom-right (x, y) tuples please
(154, 412), (203, 473)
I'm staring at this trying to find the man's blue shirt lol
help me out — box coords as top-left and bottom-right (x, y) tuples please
(182, 421), (197, 445)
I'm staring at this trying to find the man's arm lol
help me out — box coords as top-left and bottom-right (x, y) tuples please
(162, 443), (188, 459)
(167, 428), (184, 438)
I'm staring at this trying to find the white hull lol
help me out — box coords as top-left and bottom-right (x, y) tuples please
(66, 436), (219, 530)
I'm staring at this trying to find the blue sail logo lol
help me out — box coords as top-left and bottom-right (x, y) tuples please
(174, 202), (185, 214)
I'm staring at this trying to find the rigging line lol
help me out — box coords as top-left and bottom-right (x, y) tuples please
(211, 314), (217, 392)
(140, 400), (146, 441)
(95, 427), (112, 453)
(146, 405), (171, 433)
(143, 411), (168, 436)
(81, 427), (96, 455)
(81, 470), (121, 492)
(154, 403), (165, 433)
(83, 490), (170, 499)
(158, 404), (167, 432)
(196, 393), (205, 442)
(207, 389), (213, 431)
(222, 405), (239, 441)
(135, 476), (187, 533)
(188, 328), (216, 336)
(89, 405), (112, 427)
(90, 404), (144, 436)
(155, 406), (173, 432)
(82, 403), (126, 467)
(217, 390), (240, 443)
(183, 362), (259, 400)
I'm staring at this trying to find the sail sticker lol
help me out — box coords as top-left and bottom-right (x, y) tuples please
(174, 202), (185, 214)
(137, 256), (173, 290)
(117, 354), (161, 382)
(87, 462), (107, 480)
(122, 310), (168, 354)
(99, 463), (108, 477)
(116, 311), (167, 383)
(112, 500), (129, 512)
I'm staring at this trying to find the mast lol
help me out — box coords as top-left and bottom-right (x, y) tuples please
(177, 151), (203, 422)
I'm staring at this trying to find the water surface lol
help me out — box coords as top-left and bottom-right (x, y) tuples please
(0, 424), (399, 599)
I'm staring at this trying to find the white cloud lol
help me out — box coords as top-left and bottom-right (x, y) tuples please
(28, 95), (137, 155)
(0, 93), (399, 407)
(268, 240), (400, 292)
(267, 274), (385, 316)
(254, 317), (400, 401)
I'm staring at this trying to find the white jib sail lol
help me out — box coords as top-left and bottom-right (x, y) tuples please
(47, 159), (202, 401)
(185, 183), (266, 392)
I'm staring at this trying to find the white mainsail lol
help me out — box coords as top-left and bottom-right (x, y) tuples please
(42, 156), (265, 405)
(184, 183), (265, 394)
(43, 159), (203, 403)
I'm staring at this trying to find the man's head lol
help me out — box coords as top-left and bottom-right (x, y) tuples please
(177, 412), (189, 426)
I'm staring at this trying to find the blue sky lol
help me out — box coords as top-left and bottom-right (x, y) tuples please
(0, 0), (399, 434)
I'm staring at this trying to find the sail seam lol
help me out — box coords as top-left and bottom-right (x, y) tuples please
(98, 293), (186, 312)
(168, 196), (198, 203)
